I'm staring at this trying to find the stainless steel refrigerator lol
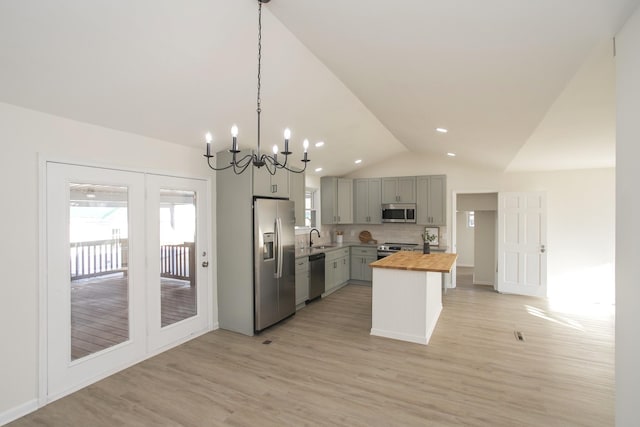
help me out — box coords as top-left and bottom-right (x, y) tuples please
(254, 198), (296, 332)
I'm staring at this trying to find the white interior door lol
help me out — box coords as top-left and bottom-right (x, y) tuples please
(46, 162), (146, 400)
(146, 175), (210, 352)
(497, 192), (547, 297)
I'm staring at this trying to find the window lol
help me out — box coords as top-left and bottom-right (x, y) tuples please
(305, 189), (317, 228)
(467, 211), (475, 228)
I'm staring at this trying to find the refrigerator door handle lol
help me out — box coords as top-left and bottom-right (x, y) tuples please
(276, 217), (284, 279)
(274, 219), (280, 279)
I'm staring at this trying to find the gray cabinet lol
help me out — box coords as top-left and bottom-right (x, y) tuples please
(295, 257), (309, 307)
(324, 247), (350, 293)
(382, 176), (416, 203)
(350, 246), (377, 281)
(289, 170), (305, 226)
(253, 165), (289, 197)
(416, 175), (446, 226)
(321, 177), (353, 224)
(215, 149), (300, 336)
(353, 178), (381, 224)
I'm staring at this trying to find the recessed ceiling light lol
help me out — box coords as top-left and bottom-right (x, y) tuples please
(436, 128), (448, 134)
(447, 152), (456, 157)
(354, 159), (362, 164)
(86, 194), (96, 198)
(315, 167), (323, 172)
(315, 141), (325, 147)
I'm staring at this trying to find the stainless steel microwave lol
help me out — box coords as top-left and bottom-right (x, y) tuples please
(381, 203), (416, 223)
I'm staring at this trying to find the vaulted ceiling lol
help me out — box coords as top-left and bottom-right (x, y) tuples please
(1, 0), (637, 176)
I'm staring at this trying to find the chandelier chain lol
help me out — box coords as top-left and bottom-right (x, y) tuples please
(202, 0), (309, 175)
(257, 1), (262, 116)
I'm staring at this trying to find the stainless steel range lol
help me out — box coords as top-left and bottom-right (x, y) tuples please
(377, 242), (419, 259)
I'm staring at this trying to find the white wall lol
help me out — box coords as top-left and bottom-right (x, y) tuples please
(457, 193), (498, 211)
(0, 102), (215, 421)
(455, 211), (475, 266)
(615, 5), (640, 425)
(502, 168), (615, 303)
(474, 211), (496, 285)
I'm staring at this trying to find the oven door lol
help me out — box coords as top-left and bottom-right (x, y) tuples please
(377, 251), (394, 260)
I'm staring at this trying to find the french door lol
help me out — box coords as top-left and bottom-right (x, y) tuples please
(46, 162), (210, 401)
(146, 174), (209, 351)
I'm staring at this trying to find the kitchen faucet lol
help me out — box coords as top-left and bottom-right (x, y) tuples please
(309, 228), (320, 247)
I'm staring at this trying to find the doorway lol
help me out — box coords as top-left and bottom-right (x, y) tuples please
(453, 192), (498, 291)
(45, 162), (210, 402)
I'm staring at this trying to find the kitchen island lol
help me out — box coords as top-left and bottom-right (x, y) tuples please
(369, 252), (457, 345)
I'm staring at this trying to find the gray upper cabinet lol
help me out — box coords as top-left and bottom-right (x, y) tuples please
(321, 177), (353, 224)
(289, 170), (305, 226)
(381, 176), (416, 203)
(253, 165), (289, 198)
(353, 178), (382, 224)
(416, 175), (446, 225)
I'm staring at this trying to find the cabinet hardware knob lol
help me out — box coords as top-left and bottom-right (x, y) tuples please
(202, 261), (209, 267)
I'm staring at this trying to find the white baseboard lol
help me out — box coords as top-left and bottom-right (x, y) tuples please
(148, 327), (213, 358)
(457, 264), (474, 268)
(474, 280), (494, 286)
(0, 399), (38, 426)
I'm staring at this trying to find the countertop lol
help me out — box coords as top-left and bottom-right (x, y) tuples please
(369, 251), (457, 273)
(294, 241), (377, 259)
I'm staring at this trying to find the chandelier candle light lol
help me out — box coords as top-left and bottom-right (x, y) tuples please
(203, 0), (310, 175)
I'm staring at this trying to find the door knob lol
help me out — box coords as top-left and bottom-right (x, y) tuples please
(202, 261), (209, 267)
(540, 245), (546, 253)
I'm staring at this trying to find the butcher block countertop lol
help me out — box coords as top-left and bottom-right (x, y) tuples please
(370, 251), (457, 273)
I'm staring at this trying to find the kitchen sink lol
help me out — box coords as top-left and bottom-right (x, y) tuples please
(312, 244), (336, 249)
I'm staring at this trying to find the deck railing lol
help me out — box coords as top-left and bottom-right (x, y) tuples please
(70, 238), (128, 280)
(70, 240), (195, 286)
(160, 242), (196, 286)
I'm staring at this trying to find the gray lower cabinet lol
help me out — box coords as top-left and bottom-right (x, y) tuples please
(295, 257), (309, 307)
(324, 247), (350, 293)
(350, 247), (377, 281)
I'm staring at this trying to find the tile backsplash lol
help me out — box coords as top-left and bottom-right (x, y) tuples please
(296, 223), (448, 248)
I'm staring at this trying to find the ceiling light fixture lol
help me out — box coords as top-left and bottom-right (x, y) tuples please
(354, 159), (362, 164)
(202, 0), (309, 175)
(436, 128), (448, 133)
(315, 141), (325, 147)
(315, 167), (323, 173)
(447, 152), (456, 157)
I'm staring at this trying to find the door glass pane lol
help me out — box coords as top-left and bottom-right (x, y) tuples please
(160, 189), (197, 327)
(69, 183), (129, 361)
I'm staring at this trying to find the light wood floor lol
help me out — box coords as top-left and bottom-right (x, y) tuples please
(13, 284), (614, 426)
(456, 266), (494, 291)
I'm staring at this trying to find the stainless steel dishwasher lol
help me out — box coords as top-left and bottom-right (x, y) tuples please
(308, 253), (325, 301)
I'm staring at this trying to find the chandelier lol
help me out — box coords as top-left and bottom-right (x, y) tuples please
(203, 0), (309, 175)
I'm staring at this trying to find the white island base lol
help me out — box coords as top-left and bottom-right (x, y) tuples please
(371, 268), (443, 345)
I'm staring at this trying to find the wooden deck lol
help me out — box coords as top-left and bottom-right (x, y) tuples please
(17, 283), (614, 426)
(71, 273), (196, 360)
